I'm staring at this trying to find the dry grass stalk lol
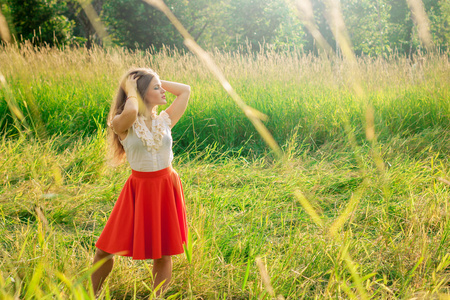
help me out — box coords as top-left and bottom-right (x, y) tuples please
(406, 0), (434, 51)
(34, 206), (49, 228)
(0, 7), (11, 43)
(77, 0), (111, 47)
(291, 0), (334, 57)
(255, 257), (285, 300)
(437, 177), (450, 186)
(0, 70), (28, 135)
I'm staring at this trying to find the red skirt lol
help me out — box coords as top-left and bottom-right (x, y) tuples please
(95, 166), (188, 260)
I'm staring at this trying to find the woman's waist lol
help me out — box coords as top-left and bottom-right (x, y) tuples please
(131, 165), (173, 178)
(126, 150), (173, 170)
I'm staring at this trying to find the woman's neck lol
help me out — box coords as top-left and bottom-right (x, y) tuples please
(143, 105), (157, 119)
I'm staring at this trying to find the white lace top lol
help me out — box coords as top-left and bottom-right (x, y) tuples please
(120, 111), (173, 172)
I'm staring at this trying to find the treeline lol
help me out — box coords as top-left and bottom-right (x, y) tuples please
(0, 0), (449, 56)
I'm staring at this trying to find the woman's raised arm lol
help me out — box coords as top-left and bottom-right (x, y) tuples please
(112, 75), (140, 136)
(162, 80), (191, 128)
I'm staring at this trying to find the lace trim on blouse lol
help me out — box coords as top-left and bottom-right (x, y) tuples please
(132, 111), (171, 152)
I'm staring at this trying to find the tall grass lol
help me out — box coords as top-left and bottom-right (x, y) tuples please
(1, 43), (448, 154)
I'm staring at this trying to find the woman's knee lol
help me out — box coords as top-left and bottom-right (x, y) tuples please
(154, 255), (171, 264)
(95, 248), (113, 259)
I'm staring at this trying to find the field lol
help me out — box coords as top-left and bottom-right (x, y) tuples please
(1, 44), (450, 299)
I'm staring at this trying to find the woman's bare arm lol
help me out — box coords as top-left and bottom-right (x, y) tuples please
(162, 80), (191, 128)
(112, 76), (139, 136)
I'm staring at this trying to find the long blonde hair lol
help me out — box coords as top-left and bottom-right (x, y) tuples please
(107, 67), (157, 165)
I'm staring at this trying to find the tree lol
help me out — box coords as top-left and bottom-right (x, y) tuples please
(64, 0), (104, 48)
(101, 0), (229, 51)
(427, 0), (449, 51)
(342, 0), (391, 56)
(101, 0), (307, 53)
(222, 0), (289, 51)
(177, 0), (227, 50)
(1, 0), (447, 55)
(271, 1), (308, 52)
(5, 0), (73, 46)
(101, 0), (183, 49)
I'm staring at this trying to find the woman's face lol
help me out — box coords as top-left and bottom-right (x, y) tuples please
(144, 76), (166, 106)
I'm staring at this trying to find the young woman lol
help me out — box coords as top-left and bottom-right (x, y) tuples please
(91, 68), (191, 297)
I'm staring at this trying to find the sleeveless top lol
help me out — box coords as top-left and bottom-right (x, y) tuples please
(120, 111), (173, 172)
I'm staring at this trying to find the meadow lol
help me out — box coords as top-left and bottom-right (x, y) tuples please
(0, 44), (450, 299)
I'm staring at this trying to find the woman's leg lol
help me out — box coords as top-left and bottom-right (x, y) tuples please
(152, 255), (172, 296)
(91, 248), (114, 296)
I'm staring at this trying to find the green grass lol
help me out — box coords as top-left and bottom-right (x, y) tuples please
(1, 44), (449, 154)
(0, 44), (450, 299)
(1, 130), (450, 299)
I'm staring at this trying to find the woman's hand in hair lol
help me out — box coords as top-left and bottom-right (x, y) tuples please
(123, 74), (139, 97)
(113, 75), (140, 137)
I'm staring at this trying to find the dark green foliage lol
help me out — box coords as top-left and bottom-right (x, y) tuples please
(63, 0), (105, 47)
(102, 0), (183, 49)
(1, 0), (449, 55)
(3, 0), (73, 46)
(222, 0), (288, 51)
